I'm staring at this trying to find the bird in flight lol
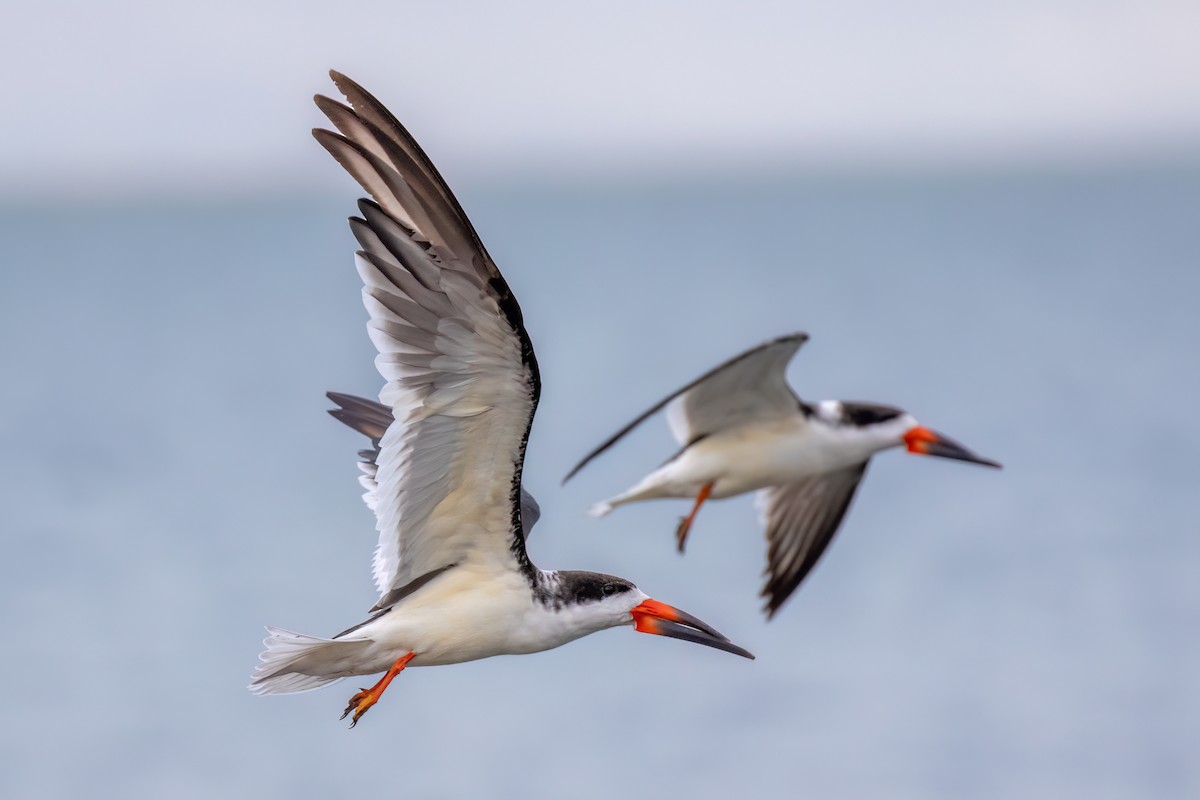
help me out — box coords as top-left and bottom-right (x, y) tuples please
(249, 72), (753, 726)
(565, 333), (1000, 619)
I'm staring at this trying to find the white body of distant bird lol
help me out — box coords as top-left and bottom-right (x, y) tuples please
(566, 334), (1001, 618)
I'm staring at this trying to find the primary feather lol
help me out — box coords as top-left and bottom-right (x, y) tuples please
(315, 72), (542, 605)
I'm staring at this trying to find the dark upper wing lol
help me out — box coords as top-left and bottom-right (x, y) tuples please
(315, 72), (541, 601)
(563, 333), (808, 483)
(756, 463), (869, 619)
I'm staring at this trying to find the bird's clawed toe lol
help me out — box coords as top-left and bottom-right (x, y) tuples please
(674, 517), (692, 553)
(341, 687), (379, 727)
(338, 652), (415, 728)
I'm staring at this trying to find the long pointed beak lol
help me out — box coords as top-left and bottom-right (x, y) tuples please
(630, 599), (755, 660)
(903, 426), (1002, 468)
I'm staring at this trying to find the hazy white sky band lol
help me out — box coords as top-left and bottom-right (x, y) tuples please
(4, 0), (1198, 195)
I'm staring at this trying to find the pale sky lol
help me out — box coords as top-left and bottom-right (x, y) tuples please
(4, 0), (1199, 197)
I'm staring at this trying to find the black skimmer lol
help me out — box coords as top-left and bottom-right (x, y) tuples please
(564, 333), (1001, 618)
(249, 72), (753, 726)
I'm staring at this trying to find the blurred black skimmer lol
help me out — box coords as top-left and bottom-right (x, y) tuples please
(565, 333), (1000, 619)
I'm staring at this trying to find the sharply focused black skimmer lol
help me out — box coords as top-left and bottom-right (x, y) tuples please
(564, 333), (1001, 618)
(249, 73), (752, 726)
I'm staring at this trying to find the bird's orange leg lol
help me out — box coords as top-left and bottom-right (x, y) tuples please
(675, 482), (714, 553)
(341, 651), (416, 728)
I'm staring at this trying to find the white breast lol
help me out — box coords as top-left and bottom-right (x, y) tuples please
(350, 565), (618, 667)
(674, 417), (888, 497)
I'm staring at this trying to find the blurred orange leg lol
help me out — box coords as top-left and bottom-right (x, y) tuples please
(675, 482), (714, 553)
(341, 651), (415, 727)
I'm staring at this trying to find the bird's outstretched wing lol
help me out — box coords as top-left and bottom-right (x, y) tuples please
(315, 72), (541, 609)
(326, 392), (542, 540)
(564, 333), (808, 482)
(756, 463), (868, 618)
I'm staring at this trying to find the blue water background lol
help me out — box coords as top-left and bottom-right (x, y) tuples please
(1, 159), (1197, 798)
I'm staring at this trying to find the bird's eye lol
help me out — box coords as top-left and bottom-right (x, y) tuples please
(602, 583), (617, 596)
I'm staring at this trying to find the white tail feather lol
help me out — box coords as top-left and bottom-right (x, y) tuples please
(587, 500), (615, 518)
(248, 627), (373, 696)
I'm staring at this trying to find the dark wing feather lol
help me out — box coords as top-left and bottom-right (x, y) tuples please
(757, 463), (868, 619)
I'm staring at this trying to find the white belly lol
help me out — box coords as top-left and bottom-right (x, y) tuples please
(350, 565), (593, 668)
(666, 418), (877, 497)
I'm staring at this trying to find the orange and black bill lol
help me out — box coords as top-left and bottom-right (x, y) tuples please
(631, 599), (755, 659)
(904, 426), (1002, 468)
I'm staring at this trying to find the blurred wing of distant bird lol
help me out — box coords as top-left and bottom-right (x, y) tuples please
(756, 463), (867, 618)
(564, 333), (809, 481)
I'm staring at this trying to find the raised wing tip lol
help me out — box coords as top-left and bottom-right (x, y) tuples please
(328, 70), (366, 100)
(310, 127), (355, 163)
(779, 331), (810, 346)
(313, 93), (342, 113)
(311, 126), (338, 144)
(310, 127), (333, 147)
